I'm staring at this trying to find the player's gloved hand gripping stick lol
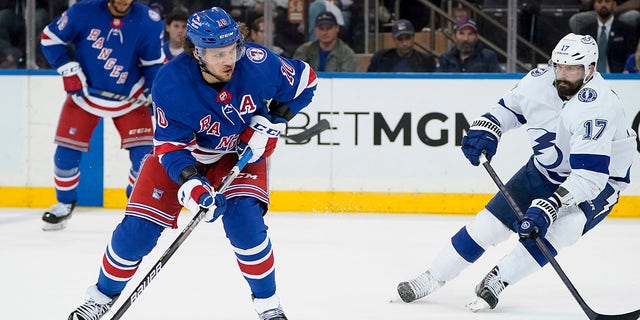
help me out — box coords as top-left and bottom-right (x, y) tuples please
(479, 153), (640, 320)
(108, 150), (253, 320)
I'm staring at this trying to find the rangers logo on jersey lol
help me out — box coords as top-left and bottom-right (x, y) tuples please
(57, 12), (69, 30)
(246, 47), (267, 63)
(152, 188), (164, 200)
(148, 9), (161, 22)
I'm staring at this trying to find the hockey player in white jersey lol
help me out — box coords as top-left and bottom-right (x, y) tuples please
(397, 33), (637, 312)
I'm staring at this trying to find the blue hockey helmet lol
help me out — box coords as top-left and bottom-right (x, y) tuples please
(186, 7), (243, 49)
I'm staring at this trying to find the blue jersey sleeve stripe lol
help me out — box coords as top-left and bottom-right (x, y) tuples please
(498, 98), (527, 124)
(569, 153), (610, 174)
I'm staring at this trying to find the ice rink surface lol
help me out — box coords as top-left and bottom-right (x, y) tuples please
(1, 208), (639, 320)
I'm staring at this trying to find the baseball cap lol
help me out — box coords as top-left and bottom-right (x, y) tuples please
(316, 11), (338, 27)
(454, 17), (477, 32)
(392, 19), (415, 39)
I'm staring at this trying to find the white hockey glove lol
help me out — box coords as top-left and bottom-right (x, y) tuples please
(177, 177), (227, 222)
(237, 115), (286, 163)
(57, 61), (88, 96)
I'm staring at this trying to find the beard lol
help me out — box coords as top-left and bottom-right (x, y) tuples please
(597, 7), (612, 20)
(555, 79), (584, 97)
(109, 0), (132, 15)
(199, 63), (234, 83)
(456, 41), (474, 55)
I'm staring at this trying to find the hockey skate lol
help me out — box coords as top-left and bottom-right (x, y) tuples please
(42, 201), (76, 231)
(466, 266), (508, 312)
(397, 270), (445, 303)
(253, 294), (288, 320)
(68, 285), (118, 320)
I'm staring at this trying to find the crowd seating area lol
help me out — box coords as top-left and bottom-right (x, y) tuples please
(2, 0), (638, 73)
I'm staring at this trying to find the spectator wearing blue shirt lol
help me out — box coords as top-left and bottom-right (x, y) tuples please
(293, 11), (356, 72)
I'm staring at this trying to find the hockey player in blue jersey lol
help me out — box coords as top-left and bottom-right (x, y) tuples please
(67, 7), (317, 320)
(397, 33), (637, 313)
(40, 0), (166, 231)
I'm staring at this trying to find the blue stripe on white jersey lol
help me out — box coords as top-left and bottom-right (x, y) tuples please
(569, 153), (610, 174)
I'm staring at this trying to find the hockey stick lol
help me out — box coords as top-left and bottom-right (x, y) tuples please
(86, 87), (151, 107)
(281, 119), (331, 143)
(479, 154), (640, 320)
(109, 150), (253, 320)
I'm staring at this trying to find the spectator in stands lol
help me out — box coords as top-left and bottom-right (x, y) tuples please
(0, 44), (18, 69)
(308, 0), (346, 41)
(571, 0), (640, 35)
(382, 0), (431, 33)
(231, 0), (285, 25)
(184, 0), (232, 14)
(0, 0), (25, 67)
(231, 0), (304, 57)
(623, 40), (640, 72)
(162, 8), (189, 60)
(572, 0), (637, 72)
(294, 11), (357, 72)
(437, 17), (501, 73)
(367, 19), (436, 72)
(249, 16), (287, 56)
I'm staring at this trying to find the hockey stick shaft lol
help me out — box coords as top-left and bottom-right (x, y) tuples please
(281, 119), (331, 143)
(87, 87), (151, 107)
(109, 150), (253, 320)
(479, 154), (640, 320)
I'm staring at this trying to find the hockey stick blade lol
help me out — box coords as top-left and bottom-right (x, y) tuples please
(281, 119), (330, 143)
(479, 154), (640, 320)
(108, 150), (253, 320)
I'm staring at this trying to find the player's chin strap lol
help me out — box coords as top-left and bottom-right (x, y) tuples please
(193, 47), (216, 78)
(198, 61), (216, 77)
(582, 63), (596, 85)
(479, 153), (640, 320)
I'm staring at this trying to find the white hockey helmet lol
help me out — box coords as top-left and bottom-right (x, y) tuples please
(550, 33), (598, 80)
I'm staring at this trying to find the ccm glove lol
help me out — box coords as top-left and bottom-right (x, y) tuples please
(238, 114), (286, 163)
(516, 196), (559, 239)
(461, 113), (502, 166)
(57, 61), (88, 96)
(177, 176), (227, 222)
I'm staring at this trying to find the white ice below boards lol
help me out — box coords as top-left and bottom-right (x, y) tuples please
(1, 208), (638, 320)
